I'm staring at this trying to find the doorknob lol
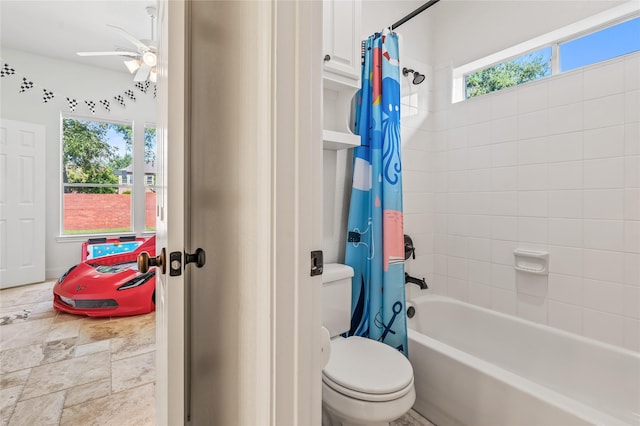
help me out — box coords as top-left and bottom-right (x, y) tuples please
(138, 248), (166, 274)
(185, 248), (206, 268)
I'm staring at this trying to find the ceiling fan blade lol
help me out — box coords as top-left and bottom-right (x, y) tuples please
(107, 24), (150, 52)
(77, 51), (139, 57)
(134, 63), (152, 82)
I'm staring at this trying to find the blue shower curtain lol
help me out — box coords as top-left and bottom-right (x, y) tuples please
(345, 29), (407, 355)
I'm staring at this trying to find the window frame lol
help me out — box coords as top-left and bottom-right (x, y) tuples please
(143, 125), (157, 233)
(59, 114), (137, 237)
(452, 4), (640, 103)
(463, 46), (553, 100)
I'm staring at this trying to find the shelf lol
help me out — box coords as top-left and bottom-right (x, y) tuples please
(323, 130), (360, 150)
(323, 74), (360, 92)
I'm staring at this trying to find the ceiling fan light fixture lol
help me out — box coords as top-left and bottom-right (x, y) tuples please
(142, 51), (157, 67)
(149, 68), (157, 83)
(124, 59), (141, 74)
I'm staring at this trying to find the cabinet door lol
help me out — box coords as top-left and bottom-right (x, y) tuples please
(323, 0), (361, 82)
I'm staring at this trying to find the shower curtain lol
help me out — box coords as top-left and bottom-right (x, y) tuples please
(345, 29), (407, 355)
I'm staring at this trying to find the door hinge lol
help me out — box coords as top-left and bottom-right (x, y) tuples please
(310, 250), (323, 276)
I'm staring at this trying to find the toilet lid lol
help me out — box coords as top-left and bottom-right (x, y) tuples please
(323, 336), (413, 395)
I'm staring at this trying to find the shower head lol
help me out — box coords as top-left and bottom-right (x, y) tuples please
(402, 67), (425, 85)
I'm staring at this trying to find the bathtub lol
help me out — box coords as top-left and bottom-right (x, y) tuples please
(406, 294), (640, 426)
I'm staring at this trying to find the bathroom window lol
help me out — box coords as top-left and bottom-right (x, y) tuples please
(465, 47), (551, 99)
(453, 7), (640, 102)
(559, 16), (640, 72)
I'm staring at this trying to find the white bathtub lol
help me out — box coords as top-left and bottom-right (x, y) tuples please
(406, 294), (640, 426)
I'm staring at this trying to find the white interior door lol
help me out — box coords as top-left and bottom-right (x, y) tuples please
(0, 119), (45, 288)
(154, 0), (186, 424)
(186, 1), (323, 423)
(154, 1), (322, 424)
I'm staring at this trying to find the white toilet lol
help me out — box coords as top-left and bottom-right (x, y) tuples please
(321, 263), (415, 426)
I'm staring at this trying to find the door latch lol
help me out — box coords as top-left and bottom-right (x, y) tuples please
(310, 250), (323, 276)
(169, 251), (182, 276)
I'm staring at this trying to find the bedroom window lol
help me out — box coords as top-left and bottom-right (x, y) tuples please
(144, 127), (157, 231)
(61, 117), (133, 235)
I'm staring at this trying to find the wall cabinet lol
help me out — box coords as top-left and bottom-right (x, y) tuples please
(322, 0), (362, 88)
(323, 0), (361, 149)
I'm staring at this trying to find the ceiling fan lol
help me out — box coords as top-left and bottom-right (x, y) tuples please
(76, 6), (158, 83)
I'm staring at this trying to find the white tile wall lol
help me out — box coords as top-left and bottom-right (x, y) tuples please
(584, 189), (626, 220)
(548, 161), (583, 189)
(518, 191), (547, 217)
(548, 73), (583, 107)
(583, 308), (626, 347)
(583, 157), (625, 189)
(519, 109), (549, 139)
(625, 123), (640, 155)
(468, 281), (492, 308)
(583, 126), (625, 159)
(491, 287), (517, 315)
(583, 94), (625, 130)
(517, 293), (547, 324)
(518, 137), (548, 165)
(548, 190), (583, 218)
(548, 103), (583, 135)
(547, 132), (583, 162)
(416, 53), (640, 351)
(548, 218), (583, 247)
(548, 300), (582, 334)
(518, 164), (548, 190)
(583, 220), (625, 251)
(583, 61), (626, 100)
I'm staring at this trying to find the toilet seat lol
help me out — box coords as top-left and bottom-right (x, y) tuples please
(322, 336), (414, 402)
(323, 374), (414, 402)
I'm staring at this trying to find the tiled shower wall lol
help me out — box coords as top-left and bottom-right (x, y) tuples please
(408, 52), (639, 352)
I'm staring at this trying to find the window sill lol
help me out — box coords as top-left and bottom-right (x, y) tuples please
(55, 233), (137, 243)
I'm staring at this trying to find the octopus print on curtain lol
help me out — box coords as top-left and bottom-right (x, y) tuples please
(345, 29), (407, 355)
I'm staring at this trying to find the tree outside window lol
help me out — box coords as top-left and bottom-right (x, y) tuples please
(62, 117), (133, 234)
(144, 127), (157, 231)
(465, 48), (551, 99)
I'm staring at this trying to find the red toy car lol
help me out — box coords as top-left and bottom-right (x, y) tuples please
(53, 236), (156, 317)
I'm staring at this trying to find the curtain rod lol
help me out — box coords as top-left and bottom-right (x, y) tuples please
(390, 0), (440, 30)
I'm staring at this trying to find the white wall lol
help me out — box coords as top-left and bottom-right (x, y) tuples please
(380, 0), (640, 351)
(428, 53), (639, 352)
(0, 48), (156, 279)
(426, 0), (627, 68)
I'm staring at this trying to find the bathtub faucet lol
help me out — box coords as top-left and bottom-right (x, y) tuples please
(405, 273), (428, 289)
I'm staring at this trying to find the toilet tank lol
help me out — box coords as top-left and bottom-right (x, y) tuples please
(322, 263), (354, 337)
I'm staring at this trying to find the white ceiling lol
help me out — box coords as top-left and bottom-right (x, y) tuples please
(1, 1), (155, 73)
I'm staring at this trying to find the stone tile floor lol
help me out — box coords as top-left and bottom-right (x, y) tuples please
(1, 280), (433, 426)
(1, 280), (155, 425)
(392, 409), (435, 426)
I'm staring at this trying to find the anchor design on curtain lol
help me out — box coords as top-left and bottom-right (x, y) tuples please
(345, 29), (407, 355)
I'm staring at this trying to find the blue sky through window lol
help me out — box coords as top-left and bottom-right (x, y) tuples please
(105, 125), (130, 157)
(560, 16), (640, 72)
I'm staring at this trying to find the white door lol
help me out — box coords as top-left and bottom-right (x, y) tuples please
(0, 119), (45, 288)
(154, 1), (323, 424)
(154, 0), (186, 424)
